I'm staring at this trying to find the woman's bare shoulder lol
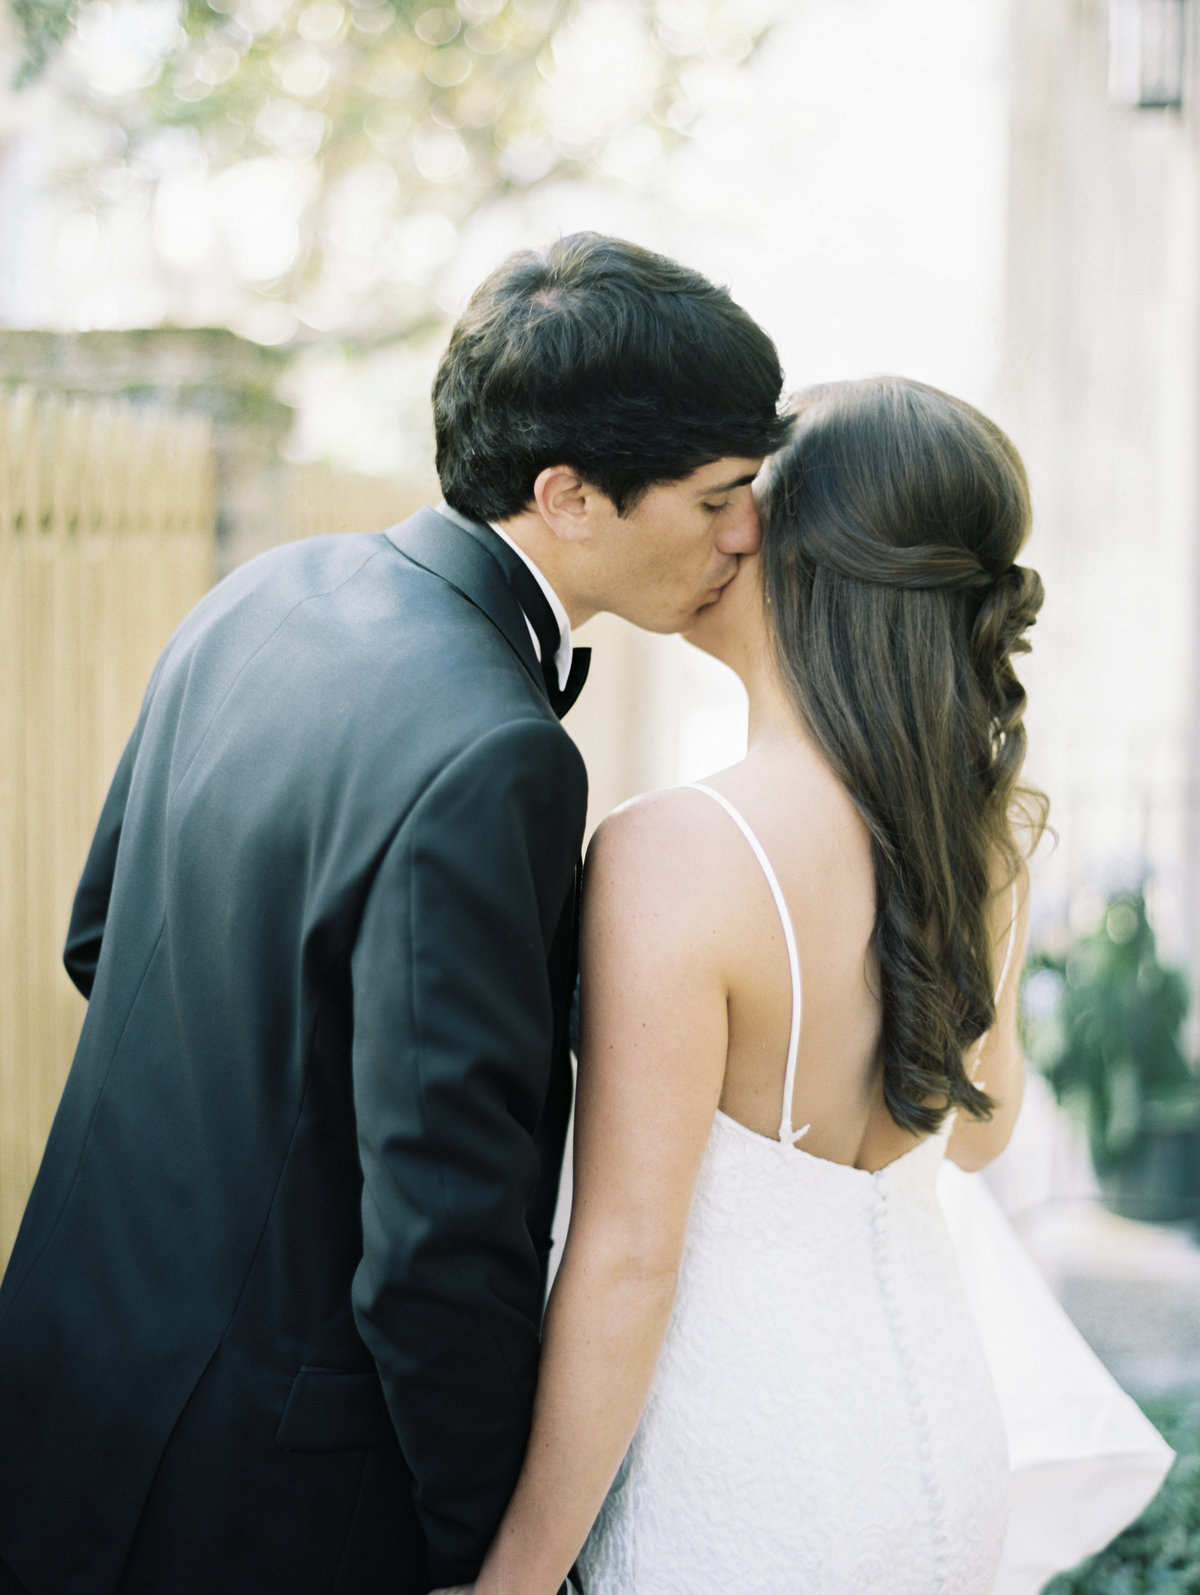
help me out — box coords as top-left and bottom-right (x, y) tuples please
(591, 784), (739, 856)
(585, 785), (753, 927)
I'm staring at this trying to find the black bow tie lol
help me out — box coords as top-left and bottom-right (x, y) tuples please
(547, 648), (592, 718)
(490, 540), (591, 718)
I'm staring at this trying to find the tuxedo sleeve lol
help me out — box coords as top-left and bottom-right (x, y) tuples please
(62, 728), (140, 998)
(349, 715), (587, 1587)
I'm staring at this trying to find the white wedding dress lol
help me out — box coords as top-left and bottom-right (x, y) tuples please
(577, 785), (1010, 1594)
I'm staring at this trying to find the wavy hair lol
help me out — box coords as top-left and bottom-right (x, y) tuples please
(760, 376), (1047, 1133)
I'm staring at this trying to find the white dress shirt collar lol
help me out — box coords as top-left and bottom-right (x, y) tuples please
(435, 501), (573, 691)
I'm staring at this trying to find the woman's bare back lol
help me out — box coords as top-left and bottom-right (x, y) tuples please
(683, 743), (927, 1172)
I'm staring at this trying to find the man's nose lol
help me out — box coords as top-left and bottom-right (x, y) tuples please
(717, 495), (762, 555)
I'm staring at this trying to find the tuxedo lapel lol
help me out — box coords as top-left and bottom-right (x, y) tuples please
(385, 508), (544, 696)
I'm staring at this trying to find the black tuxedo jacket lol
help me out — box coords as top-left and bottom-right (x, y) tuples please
(0, 509), (588, 1595)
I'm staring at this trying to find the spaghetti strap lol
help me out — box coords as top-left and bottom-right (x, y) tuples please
(995, 879), (1020, 1004)
(966, 878), (1022, 1083)
(690, 785), (809, 1146)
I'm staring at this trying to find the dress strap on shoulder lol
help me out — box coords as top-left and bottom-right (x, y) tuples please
(689, 785), (808, 1146)
(967, 878), (1023, 1084)
(995, 879), (1020, 1004)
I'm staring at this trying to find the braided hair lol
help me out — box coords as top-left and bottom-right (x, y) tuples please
(760, 376), (1047, 1133)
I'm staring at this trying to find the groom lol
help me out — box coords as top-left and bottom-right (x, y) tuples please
(0, 233), (785, 1595)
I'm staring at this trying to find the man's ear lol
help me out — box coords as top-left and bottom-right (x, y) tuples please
(533, 465), (608, 543)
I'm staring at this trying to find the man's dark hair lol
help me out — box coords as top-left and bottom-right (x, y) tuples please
(432, 232), (789, 522)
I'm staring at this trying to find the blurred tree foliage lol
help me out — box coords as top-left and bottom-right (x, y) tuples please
(11, 0), (776, 336)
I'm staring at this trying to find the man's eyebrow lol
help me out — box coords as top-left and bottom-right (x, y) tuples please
(696, 472), (758, 497)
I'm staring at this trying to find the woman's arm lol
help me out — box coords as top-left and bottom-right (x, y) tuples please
(946, 859), (1032, 1172)
(471, 794), (730, 1595)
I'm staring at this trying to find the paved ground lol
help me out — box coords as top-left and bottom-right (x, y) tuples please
(1016, 1200), (1200, 1401)
(980, 1074), (1200, 1401)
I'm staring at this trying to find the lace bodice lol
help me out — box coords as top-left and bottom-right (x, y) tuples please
(577, 785), (1009, 1594)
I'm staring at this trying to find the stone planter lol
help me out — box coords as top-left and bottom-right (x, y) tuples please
(1099, 1124), (1200, 1224)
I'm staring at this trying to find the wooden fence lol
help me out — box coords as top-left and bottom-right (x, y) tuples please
(284, 461), (432, 541)
(0, 389), (217, 1263)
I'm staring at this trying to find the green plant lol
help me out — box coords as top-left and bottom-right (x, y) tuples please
(1022, 889), (1195, 1173)
(1043, 1391), (1200, 1593)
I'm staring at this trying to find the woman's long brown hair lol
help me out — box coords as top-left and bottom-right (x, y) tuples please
(760, 376), (1047, 1133)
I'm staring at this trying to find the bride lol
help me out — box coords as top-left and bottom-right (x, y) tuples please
(461, 375), (1045, 1594)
